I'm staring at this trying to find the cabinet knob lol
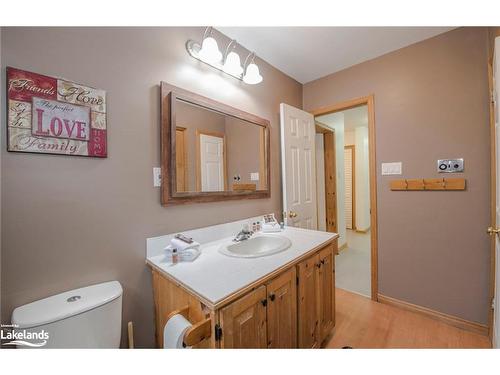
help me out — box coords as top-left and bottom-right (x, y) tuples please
(316, 262), (321, 268)
(269, 293), (276, 301)
(261, 298), (267, 307)
(321, 259), (325, 265)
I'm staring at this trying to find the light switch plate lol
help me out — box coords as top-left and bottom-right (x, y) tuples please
(250, 172), (260, 181)
(153, 167), (161, 187)
(381, 162), (402, 175)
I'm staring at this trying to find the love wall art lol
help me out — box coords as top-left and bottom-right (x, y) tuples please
(6, 67), (107, 157)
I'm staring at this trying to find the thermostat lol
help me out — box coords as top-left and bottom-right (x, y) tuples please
(437, 158), (464, 173)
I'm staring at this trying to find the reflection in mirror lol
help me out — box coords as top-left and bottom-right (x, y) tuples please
(175, 99), (267, 193)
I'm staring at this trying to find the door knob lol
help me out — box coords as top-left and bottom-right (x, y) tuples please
(487, 226), (500, 235)
(288, 211), (298, 218)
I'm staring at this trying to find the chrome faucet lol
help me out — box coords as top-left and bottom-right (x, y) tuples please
(233, 225), (253, 242)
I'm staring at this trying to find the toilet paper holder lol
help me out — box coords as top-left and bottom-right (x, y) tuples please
(165, 305), (212, 347)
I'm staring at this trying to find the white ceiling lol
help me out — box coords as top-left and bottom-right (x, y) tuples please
(218, 27), (455, 83)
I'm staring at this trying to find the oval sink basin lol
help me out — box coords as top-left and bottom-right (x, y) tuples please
(219, 234), (292, 258)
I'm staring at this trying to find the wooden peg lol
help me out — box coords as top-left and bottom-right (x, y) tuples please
(444, 178), (466, 190)
(390, 179), (408, 190)
(423, 178), (446, 190)
(406, 179), (425, 190)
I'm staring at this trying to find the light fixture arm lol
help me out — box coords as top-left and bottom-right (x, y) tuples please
(202, 26), (212, 40)
(224, 39), (237, 61)
(243, 52), (256, 70)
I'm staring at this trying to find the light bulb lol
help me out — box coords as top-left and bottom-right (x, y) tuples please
(198, 36), (222, 64)
(223, 51), (243, 76)
(243, 63), (263, 84)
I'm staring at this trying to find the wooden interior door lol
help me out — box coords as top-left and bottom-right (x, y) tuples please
(220, 285), (267, 348)
(266, 268), (297, 348)
(280, 103), (317, 229)
(317, 125), (337, 233)
(297, 253), (320, 348)
(318, 246), (335, 342)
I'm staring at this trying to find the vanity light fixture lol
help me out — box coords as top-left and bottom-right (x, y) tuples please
(197, 27), (222, 64)
(222, 40), (244, 76)
(186, 27), (263, 85)
(243, 53), (263, 85)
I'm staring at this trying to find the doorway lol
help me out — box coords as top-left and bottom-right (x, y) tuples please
(311, 96), (378, 301)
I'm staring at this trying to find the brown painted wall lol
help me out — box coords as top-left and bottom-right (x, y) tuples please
(0, 27), (302, 347)
(225, 116), (262, 188)
(304, 27), (491, 324)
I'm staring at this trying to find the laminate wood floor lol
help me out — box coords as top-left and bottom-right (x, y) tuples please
(324, 288), (491, 348)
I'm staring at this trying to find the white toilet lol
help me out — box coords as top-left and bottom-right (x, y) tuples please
(11, 281), (123, 348)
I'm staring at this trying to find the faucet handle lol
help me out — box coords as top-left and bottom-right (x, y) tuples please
(242, 224), (253, 234)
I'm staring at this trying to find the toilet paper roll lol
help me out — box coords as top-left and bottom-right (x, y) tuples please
(163, 314), (192, 349)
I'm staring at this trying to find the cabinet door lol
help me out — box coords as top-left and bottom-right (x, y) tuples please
(266, 268), (297, 348)
(219, 285), (267, 348)
(318, 245), (335, 343)
(297, 253), (320, 348)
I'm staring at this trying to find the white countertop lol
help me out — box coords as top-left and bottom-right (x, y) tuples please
(146, 225), (337, 307)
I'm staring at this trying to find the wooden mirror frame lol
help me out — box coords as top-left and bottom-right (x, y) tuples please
(160, 82), (271, 205)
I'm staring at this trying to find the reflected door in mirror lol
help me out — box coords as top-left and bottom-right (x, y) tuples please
(198, 132), (226, 192)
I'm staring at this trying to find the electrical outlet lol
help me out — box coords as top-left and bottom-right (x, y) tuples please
(250, 172), (259, 181)
(437, 158), (464, 173)
(153, 167), (161, 187)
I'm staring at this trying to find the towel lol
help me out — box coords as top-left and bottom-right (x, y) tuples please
(170, 237), (200, 251)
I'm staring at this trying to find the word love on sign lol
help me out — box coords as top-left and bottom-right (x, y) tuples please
(7, 67), (107, 157)
(33, 98), (90, 141)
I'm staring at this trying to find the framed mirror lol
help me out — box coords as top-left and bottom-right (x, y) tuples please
(160, 82), (270, 205)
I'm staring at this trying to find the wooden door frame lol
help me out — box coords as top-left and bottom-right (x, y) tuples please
(488, 35), (498, 344)
(315, 123), (337, 233)
(195, 129), (228, 192)
(344, 145), (356, 230)
(310, 95), (379, 301)
(175, 126), (188, 192)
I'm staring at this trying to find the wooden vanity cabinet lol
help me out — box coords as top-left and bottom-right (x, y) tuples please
(297, 253), (320, 348)
(219, 285), (268, 348)
(318, 246), (335, 342)
(266, 268), (297, 348)
(220, 268), (297, 348)
(150, 239), (336, 349)
(297, 244), (336, 348)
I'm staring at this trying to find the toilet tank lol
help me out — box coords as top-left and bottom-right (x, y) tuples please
(11, 281), (123, 348)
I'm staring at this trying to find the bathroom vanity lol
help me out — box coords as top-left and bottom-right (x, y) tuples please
(146, 217), (338, 348)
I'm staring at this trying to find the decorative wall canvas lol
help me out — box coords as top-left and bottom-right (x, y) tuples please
(6, 67), (107, 157)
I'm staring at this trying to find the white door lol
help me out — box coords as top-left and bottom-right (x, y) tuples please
(280, 103), (317, 229)
(199, 134), (224, 192)
(493, 37), (500, 348)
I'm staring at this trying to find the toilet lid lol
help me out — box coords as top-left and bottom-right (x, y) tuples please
(11, 281), (122, 329)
